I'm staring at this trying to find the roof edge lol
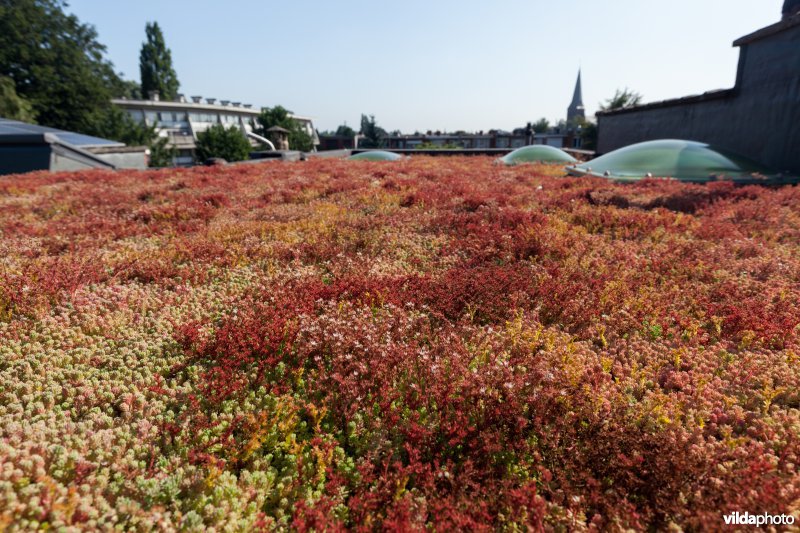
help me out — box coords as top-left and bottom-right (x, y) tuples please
(596, 89), (735, 117)
(111, 99), (316, 122)
(733, 12), (800, 46)
(50, 137), (117, 169)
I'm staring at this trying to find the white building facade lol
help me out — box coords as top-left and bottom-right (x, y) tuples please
(112, 94), (318, 165)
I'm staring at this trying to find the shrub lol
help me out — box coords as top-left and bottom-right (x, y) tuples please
(195, 124), (251, 162)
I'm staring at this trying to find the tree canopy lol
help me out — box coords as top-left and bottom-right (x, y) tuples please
(335, 124), (357, 138)
(600, 88), (643, 112)
(0, 76), (35, 122)
(195, 124), (251, 162)
(139, 22), (180, 101)
(97, 106), (175, 167)
(358, 114), (387, 149)
(532, 118), (550, 134)
(579, 120), (598, 151)
(0, 0), (128, 133)
(255, 106), (314, 152)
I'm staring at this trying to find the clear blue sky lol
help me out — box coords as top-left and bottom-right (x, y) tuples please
(66, 0), (780, 133)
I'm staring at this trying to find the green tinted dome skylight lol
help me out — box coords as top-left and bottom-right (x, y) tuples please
(567, 139), (792, 183)
(348, 150), (403, 161)
(500, 145), (577, 165)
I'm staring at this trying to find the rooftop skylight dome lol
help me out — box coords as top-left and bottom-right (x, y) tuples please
(348, 150), (403, 161)
(567, 139), (796, 184)
(499, 145), (577, 166)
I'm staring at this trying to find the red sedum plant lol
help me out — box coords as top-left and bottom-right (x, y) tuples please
(0, 158), (799, 530)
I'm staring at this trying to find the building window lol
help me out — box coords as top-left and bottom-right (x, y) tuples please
(128, 110), (144, 123)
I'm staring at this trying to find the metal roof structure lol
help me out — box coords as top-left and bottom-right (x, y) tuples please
(0, 118), (120, 175)
(0, 118), (124, 148)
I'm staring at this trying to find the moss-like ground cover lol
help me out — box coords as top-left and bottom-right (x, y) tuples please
(1, 158), (798, 530)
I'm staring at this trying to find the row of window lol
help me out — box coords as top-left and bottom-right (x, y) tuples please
(392, 138), (546, 149)
(127, 110), (253, 127)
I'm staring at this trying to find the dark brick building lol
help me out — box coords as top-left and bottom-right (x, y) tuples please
(597, 4), (800, 174)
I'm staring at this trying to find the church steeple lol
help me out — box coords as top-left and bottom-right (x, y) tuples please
(567, 69), (585, 125)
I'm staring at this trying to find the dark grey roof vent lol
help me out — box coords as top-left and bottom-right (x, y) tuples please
(191, 95), (203, 103)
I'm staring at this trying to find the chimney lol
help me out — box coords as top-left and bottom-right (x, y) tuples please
(243, 104), (252, 109)
(177, 94), (186, 103)
(232, 102), (241, 107)
(783, 0), (800, 19)
(221, 100), (230, 106)
(206, 98), (216, 105)
(148, 90), (160, 101)
(191, 95), (202, 103)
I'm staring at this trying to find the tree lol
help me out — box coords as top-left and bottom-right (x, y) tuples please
(0, 77), (35, 122)
(600, 88), (643, 112)
(335, 124), (356, 138)
(359, 114), (387, 149)
(532, 117), (550, 134)
(254, 106), (314, 152)
(0, 0), (126, 133)
(195, 124), (251, 162)
(139, 22), (180, 101)
(148, 136), (177, 167)
(579, 120), (598, 151)
(87, 105), (175, 167)
(115, 79), (142, 100)
(94, 107), (153, 146)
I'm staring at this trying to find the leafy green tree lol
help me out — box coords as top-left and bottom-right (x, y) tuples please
(532, 117), (550, 134)
(335, 124), (356, 138)
(115, 79), (142, 100)
(579, 120), (598, 151)
(0, 0), (125, 133)
(94, 107), (153, 146)
(254, 106), (314, 152)
(147, 136), (177, 167)
(195, 124), (251, 162)
(89, 106), (176, 167)
(0, 76), (35, 122)
(139, 22), (180, 101)
(358, 114), (387, 148)
(600, 88), (643, 112)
